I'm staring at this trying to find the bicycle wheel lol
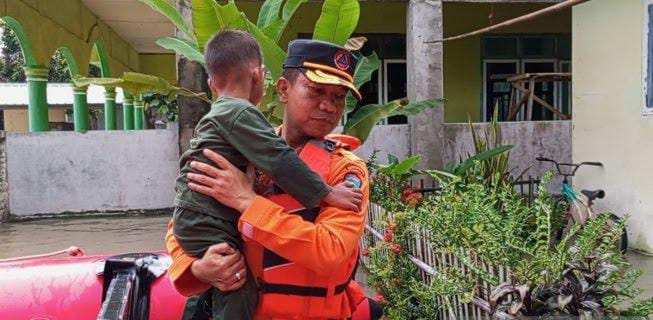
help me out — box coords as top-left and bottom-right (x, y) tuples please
(606, 213), (628, 254)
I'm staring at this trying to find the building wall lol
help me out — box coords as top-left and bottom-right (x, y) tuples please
(573, 0), (653, 253)
(139, 53), (177, 84)
(5, 129), (179, 216)
(444, 120), (571, 191)
(352, 124), (411, 164)
(3, 109), (66, 132)
(0, 131), (9, 221)
(443, 2), (572, 123)
(0, 0), (140, 76)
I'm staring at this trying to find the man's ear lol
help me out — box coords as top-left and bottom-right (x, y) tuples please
(277, 77), (290, 103)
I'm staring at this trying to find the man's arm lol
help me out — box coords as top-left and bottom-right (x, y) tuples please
(165, 220), (209, 296)
(165, 220), (247, 296)
(237, 151), (369, 275)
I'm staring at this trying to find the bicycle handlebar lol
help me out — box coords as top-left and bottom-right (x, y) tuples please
(536, 157), (603, 176)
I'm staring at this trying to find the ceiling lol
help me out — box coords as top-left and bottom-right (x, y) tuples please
(81, 0), (175, 54)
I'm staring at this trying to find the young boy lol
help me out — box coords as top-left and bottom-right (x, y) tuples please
(173, 30), (363, 319)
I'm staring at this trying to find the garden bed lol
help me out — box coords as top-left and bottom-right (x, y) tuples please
(361, 155), (653, 319)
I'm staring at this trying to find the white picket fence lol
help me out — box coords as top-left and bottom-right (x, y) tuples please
(360, 203), (513, 319)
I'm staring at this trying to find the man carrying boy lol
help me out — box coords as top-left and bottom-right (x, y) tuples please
(167, 38), (382, 320)
(172, 31), (363, 319)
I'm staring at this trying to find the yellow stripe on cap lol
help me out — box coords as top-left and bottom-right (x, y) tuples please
(303, 62), (354, 83)
(304, 69), (362, 101)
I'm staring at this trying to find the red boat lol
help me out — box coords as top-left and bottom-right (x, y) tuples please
(0, 248), (186, 320)
(0, 247), (383, 320)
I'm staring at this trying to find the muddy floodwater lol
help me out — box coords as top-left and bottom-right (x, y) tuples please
(0, 214), (171, 259)
(0, 214), (651, 300)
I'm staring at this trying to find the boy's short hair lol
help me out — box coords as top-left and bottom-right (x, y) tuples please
(205, 30), (262, 78)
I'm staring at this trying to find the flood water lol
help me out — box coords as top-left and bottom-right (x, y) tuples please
(0, 214), (171, 259)
(0, 214), (652, 300)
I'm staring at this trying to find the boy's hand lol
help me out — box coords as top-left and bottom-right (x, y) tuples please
(322, 181), (363, 212)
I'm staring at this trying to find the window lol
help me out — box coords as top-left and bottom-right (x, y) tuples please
(558, 61), (572, 119)
(643, 1), (653, 116)
(482, 34), (571, 122)
(0, 110), (4, 131)
(483, 60), (518, 121)
(383, 60), (408, 124)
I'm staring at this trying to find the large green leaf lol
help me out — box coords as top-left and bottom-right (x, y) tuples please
(190, 1), (286, 80)
(192, 0), (221, 52)
(313, 0), (360, 46)
(379, 155), (421, 178)
(344, 98), (441, 143)
(452, 145), (514, 176)
(257, 0), (283, 29)
(156, 37), (206, 67)
(345, 51), (380, 112)
(192, 0), (247, 52)
(260, 0), (307, 43)
(343, 99), (407, 143)
(139, 0), (195, 41)
(388, 98), (446, 116)
(242, 15), (286, 81)
(74, 72), (210, 102)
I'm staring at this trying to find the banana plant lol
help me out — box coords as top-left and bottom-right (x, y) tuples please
(140, 0), (443, 143)
(73, 72), (210, 102)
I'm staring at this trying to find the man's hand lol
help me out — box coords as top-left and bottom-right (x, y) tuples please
(187, 149), (257, 213)
(190, 243), (247, 292)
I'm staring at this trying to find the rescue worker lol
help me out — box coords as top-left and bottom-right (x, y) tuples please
(166, 39), (383, 320)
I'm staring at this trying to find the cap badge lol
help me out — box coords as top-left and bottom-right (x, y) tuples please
(334, 50), (351, 71)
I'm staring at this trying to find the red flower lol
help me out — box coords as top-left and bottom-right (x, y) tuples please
(400, 187), (415, 201)
(361, 248), (370, 256)
(391, 243), (402, 254)
(384, 231), (393, 242)
(373, 294), (386, 304)
(406, 192), (423, 208)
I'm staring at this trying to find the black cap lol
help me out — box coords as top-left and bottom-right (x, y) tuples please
(284, 39), (361, 100)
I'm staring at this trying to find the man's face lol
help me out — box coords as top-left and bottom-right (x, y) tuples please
(278, 72), (347, 139)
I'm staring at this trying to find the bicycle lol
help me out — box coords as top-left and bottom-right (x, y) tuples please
(536, 157), (628, 253)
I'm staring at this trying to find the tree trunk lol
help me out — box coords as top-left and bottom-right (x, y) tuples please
(175, 0), (210, 153)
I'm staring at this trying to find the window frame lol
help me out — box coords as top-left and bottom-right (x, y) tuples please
(643, 0), (653, 116)
(557, 60), (572, 120)
(520, 59), (558, 121)
(482, 59), (519, 121)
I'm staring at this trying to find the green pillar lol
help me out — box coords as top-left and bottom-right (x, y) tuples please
(104, 89), (117, 130)
(73, 86), (89, 132)
(134, 95), (145, 130)
(123, 95), (134, 130)
(24, 66), (49, 132)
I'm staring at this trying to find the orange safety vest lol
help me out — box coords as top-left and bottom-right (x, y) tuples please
(245, 138), (361, 319)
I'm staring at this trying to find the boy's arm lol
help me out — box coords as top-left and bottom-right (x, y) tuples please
(226, 108), (331, 208)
